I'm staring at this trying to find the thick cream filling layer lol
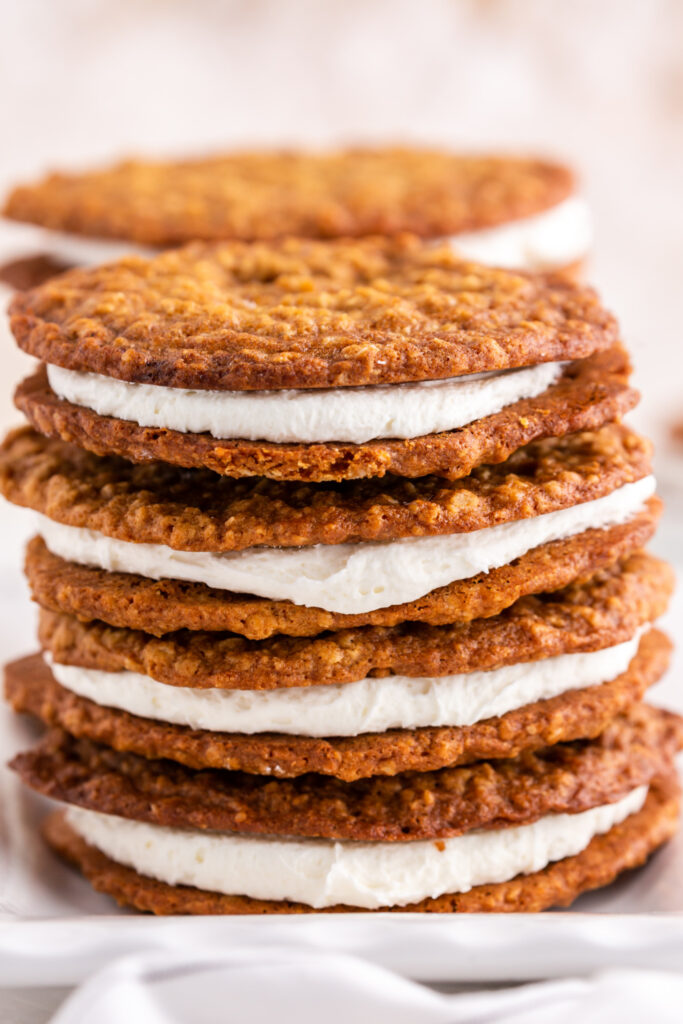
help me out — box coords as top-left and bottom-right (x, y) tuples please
(46, 360), (563, 445)
(66, 787), (647, 909)
(449, 196), (592, 270)
(37, 475), (656, 614)
(48, 632), (642, 738)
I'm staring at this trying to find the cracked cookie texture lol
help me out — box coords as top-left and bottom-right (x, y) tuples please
(9, 236), (617, 390)
(0, 424), (652, 550)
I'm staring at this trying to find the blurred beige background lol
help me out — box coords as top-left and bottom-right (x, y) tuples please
(0, 0), (682, 443)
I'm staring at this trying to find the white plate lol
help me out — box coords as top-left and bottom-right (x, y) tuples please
(3, 912), (683, 987)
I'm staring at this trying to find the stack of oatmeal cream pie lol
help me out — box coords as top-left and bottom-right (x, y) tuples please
(0, 152), (680, 915)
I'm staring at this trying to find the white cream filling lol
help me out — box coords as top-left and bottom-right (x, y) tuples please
(448, 196), (592, 270)
(47, 631), (643, 738)
(65, 786), (647, 909)
(46, 360), (564, 445)
(10, 196), (589, 273)
(6, 225), (158, 267)
(37, 475), (655, 614)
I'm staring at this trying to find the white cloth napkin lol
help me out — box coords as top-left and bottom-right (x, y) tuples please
(48, 946), (683, 1024)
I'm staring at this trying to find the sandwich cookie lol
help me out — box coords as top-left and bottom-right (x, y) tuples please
(8, 238), (617, 480)
(16, 347), (636, 482)
(20, 554), (672, 779)
(41, 775), (680, 914)
(3, 148), (590, 271)
(8, 583), (672, 775)
(21, 499), (662, 637)
(5, 629), (670, 780)
(0, 425), (656, 617)
(12, 706), (682, 912)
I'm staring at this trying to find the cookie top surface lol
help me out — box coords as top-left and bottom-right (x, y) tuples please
(0, 425), (652, 550)
(9, 237), (617, 390)
(3, 149), (574, 246)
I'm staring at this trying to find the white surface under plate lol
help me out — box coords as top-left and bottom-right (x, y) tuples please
(0, 502), (682, 986)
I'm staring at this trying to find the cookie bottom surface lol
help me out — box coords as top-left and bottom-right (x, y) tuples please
(42, 774), (680, 914)
(5, 630), (671, 779)
(0, 254), (72, 290)
(12, 703), (682, 841)
(16, 347), (635, 481)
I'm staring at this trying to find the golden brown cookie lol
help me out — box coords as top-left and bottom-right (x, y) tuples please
(41, 773), (681, 913)
(16, 347), (637, 482)
(3, 150), (574, 246)
(13, 704), (683, 841)
(5, 630), (670, 779)
(0, 425), (652, 551)
(8, 237), (617, 390)
(37, 553), (672, 690)
(24, 502), (661, 638)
